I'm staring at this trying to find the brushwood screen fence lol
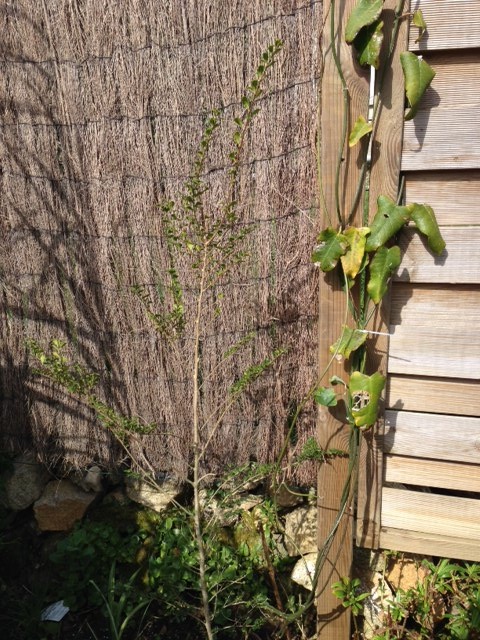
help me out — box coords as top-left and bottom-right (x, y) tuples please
(0, 1), (322, 482)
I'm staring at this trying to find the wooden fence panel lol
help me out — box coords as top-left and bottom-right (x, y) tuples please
(357, 0), (480, 564)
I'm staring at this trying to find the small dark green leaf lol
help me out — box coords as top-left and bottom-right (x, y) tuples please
(330, 375), (346, 386)
(367, 245), (401, 303)
(345, 0), (384, 43)
(314, 387), (337, 407)
(365, 196), (411, 252)
(354, 19), (384, 69)
(330, 326), (367, 359)
(408, 203), (446, 255)
(312, 227), (348, 272)
(349, 115), (373, 147)
(400, 52), (436, 121)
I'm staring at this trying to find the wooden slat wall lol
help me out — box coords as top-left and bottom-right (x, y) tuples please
(360, 0), (480, 561)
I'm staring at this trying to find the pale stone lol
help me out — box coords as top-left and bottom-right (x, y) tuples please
(125, 477), (181, 513)
(238, 494), (263, 511)
(291, 553), (317, 591)
(84, 466), (103, 492)
(200, 491), (262, 526)
(34, 479), (96, 531)
(284, 505), (317, 556)
(2, 452), (51, 511)
(353, 550), (393, 639)
(70, 465), (103, 493)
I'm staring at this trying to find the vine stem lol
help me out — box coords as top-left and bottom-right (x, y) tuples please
(330, 0), (350, 226)
(192, 249), (214, 640)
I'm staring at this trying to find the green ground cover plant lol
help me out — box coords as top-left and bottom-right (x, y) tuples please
(334, 557), (480, 639)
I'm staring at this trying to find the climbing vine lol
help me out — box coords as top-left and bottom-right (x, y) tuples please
(313, 0), (444, 431)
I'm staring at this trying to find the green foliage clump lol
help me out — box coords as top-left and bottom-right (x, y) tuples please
(145, 504), (287, 638)
(49, 519), (142, 610)
(334, 557), (480, 639)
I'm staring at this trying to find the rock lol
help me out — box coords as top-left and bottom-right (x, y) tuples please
(70, 465), (104, 493)
(1, 452), (51, 511)
(284, 505), (317, 555)
(238, 494), (263, 511)
(125, 477), (181, 513)
(353, 550), (392, 639)
(34, 480), (96, 531)
(291, 552), (317, 591)
(270, 483), (305, 508)
(386, 554), (445, 625)
(386, 553), (429, 592)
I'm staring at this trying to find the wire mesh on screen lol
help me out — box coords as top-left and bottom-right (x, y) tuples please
(0, 0), (321, 484)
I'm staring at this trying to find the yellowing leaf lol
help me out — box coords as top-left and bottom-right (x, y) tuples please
(330, 326), (367, 359)
(341, 226), (370, 281)
(349, 371), (385, 428)
(400, 52), (436, 121)
(349, 116), (373, 147)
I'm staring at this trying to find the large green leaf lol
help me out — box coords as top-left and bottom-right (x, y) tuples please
(345, 0), (384, 43)
(367, 245), (401, 303)
(312, 227), (348, 272)
(365, 196), (411, 252)
(341, 226), (370, 281)
(354, 19), (384, 68)
(330, 326), (367, 359)
(400, 52), (436, 121)
(407, 203), (446, 255)
(349, 371), (385, 428)
(349, 115), (373, 147)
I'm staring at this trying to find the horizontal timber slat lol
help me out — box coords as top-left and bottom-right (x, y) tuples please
(402, 53), (480, 170)
(387, 375), (480, 416)
(388, 326), (480, 377)
(381, 487), (480, 541)
(384, 454), (480, 492)
(382, 410), (480, 464)
(394, 228), (480, 284)
(390, 285), (480, 324)
(388, 285), (480, 379)
(404, 171), (480, 226)
(409, 0), (480, 51)
(379, 528), (480, 562)
(402, 108), (480, 171)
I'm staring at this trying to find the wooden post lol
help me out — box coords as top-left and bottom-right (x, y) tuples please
(316, 1), (367, 637)
(316, 1), (408, 637)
